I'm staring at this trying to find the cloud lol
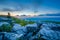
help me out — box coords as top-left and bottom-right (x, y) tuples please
(0, 7), (23, 11)
(0, 0), (60, 15)
(1, 8), (13, 11)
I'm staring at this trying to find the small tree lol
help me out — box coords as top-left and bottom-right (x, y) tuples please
(7, 12), (11, 18)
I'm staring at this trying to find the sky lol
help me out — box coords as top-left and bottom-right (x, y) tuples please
(0, 0), (60, 15)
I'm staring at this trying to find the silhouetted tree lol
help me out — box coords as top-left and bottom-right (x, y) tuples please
(7, 12), (11, 18)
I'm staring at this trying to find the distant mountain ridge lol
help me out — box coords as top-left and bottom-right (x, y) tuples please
(39, 13), (60, 16)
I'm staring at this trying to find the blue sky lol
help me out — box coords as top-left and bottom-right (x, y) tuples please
(0, 0), (60, 14)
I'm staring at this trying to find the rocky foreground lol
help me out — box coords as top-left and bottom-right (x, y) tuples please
(0, 17), (60, 40)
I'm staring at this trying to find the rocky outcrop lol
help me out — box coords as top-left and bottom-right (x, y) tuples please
(0, 32), (24, 40)
(0, 17), (60, 40)
(0, 22), (10, 27)
(39, 23), (60, 40)
(12, 24), (27, 34)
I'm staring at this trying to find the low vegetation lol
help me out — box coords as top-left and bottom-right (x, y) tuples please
(12, 17), (35, 26)
(0, 24), (12, 32)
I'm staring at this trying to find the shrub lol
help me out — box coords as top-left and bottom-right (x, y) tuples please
(0, 24), (12, 32)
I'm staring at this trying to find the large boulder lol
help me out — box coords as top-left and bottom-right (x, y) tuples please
(0, 22), (10, 27)
(41, 23), (60, 31)
(5, 32), (24, 40)
(25, 23), (39, 30)
(39, 25), (60, 40)
(25, 23), (38, 32)
(42, 23), (60, 28)
(12, 24), (27, 34)
(25, 23), (37, 27)
(0, 32), (24, 40)
(26, 27), (37, 32)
